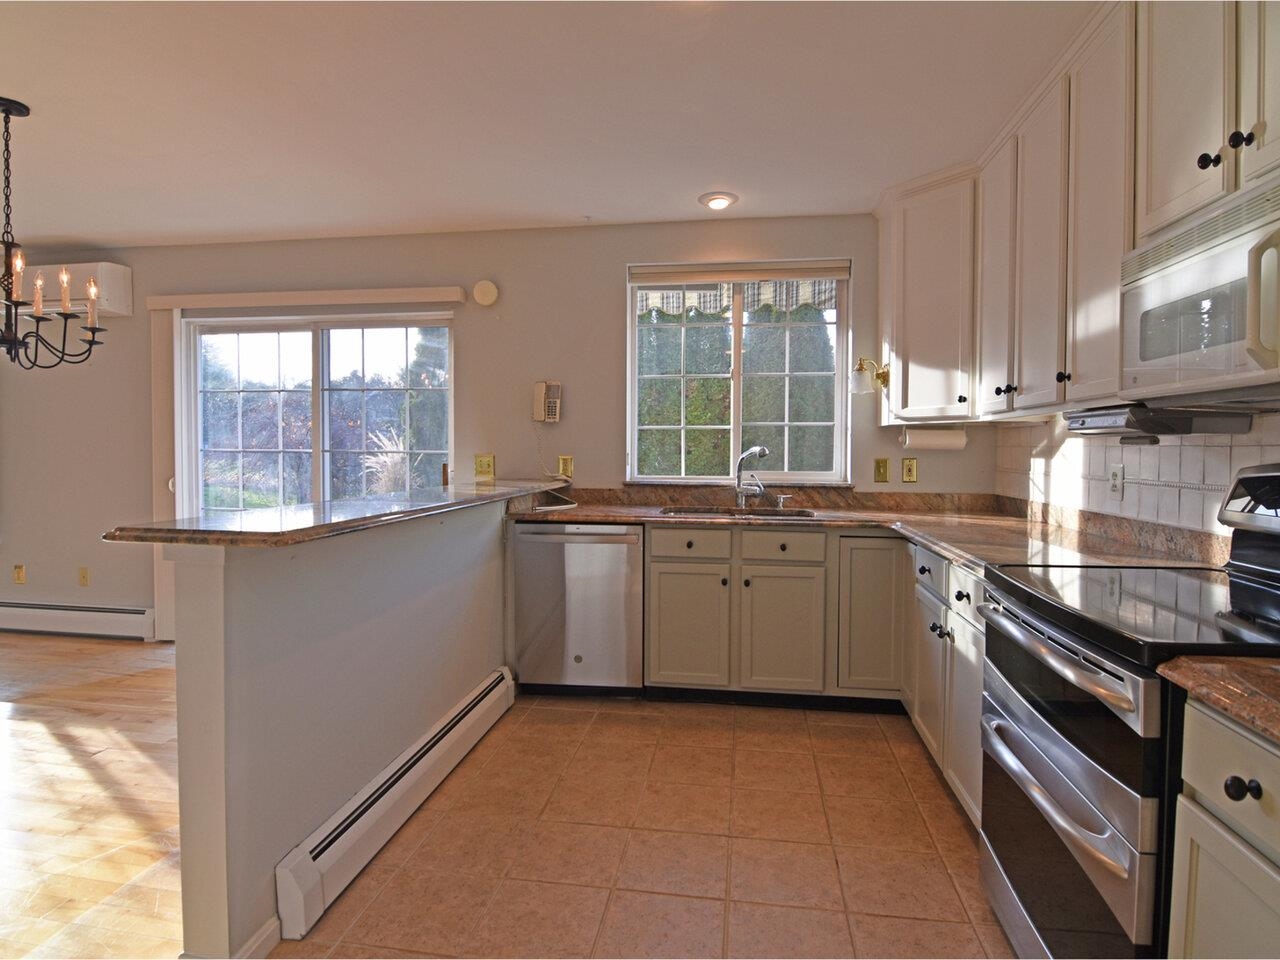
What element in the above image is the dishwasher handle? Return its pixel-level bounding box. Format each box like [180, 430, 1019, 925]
[513, 532, 641, 545]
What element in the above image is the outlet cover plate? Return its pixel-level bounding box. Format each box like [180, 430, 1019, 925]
[557, 455, 574, 479]
[873, 458, 890, 483]
[474, 453, 495, 482]
[902, 457, 919, 483]
[1108, 463, 1124, 501]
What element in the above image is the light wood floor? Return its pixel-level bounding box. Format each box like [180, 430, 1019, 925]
[0, 633, 182, 959]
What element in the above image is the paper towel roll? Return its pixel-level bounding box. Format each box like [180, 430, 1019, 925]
[899, 427, 968, 451]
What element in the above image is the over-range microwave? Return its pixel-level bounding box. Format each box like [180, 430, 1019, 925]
[1121, 187, 1280, 404]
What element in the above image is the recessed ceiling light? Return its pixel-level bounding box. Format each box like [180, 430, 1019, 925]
[698, 191, 738, 211]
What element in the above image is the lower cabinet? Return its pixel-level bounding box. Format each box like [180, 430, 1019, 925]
[911, 584, 948, 761]
[942, 612, 984, 824]
[739, 564, 825, 692]
[837, 537, 905, 692]
[1168, 795, 1280, 957]
[647, 561, 732, 686]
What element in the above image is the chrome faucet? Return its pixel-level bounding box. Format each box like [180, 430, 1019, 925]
[735, 445, 769, 508]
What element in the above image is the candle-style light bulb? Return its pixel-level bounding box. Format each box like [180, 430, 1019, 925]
[58, 266, 71, 314]
[11, 249, 24, 302]
[86, 277, 99, 329]
[32, 271, 44, 317]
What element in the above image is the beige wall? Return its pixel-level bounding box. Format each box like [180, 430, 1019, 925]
[994, 416, 1280, 536]
[10, 215, 997, 611]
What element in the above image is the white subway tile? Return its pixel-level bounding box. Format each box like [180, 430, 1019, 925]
[1158, 486, 1181, 524]
[1204, 449, 1232, 486]
[1202, 496, 1229, 535]
[1231, 444, 1263, 477]
[1159, 446, 1181, 481]
[1180, 446, 1204, 484]
[1139, 485, 1158, 522]
[1179, 489, 1203, 530]
[1123, 444, 1141, 475]
[1140, 445, 1159, 481]
[1204, 433, 1231, 446]
[1263, 445, 1280, 465]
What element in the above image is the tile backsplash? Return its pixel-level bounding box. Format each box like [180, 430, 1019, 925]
[994, 414, 1280, 536]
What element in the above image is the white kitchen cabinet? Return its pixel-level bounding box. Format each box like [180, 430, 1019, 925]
[836, 537, 904, 692]
[976, 136, 1018, 416]
[911, 584, 948, 763]
[942, 612, 984, 826]
[1065, 5, 1128, 404]
[1013, 77, 1070, 410]
[647, 561, 732, 687]
[739, 564, 825, 692]
[890, 175, 975, 420]
[1135, 2, 1237, 239]
[1240, 1, 1280, 183]
[1168, 796, 1280, 958]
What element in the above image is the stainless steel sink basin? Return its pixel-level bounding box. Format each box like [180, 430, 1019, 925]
[659, 505, 817, 519]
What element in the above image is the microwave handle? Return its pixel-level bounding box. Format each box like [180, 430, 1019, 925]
[1246, 226, 1280, 368]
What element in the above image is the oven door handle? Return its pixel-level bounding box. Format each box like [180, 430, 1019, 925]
[981, 715, 1132, 880]
[1246, 225, 1280, 369]
[977, 602, 1137, 717]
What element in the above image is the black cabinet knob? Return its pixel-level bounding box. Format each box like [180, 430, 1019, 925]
[743, 578, 751, 587]
[721, 577, 728, 586]
[929, 622, 940, 635]
[918, 565, 930, 576]
[957, 394, 968, 403]
[955, 590, 971, 603]
[1197, 152, 1223, 170]
[1224, 775, 1264, 801]
[994, 385, 1005, 396]
[779, 543, 787, 552]
[1229, 130, 1256, 149]
[1055, 371, 1072, 383]
[1007, 383, 1018, 394]
[686, 540, 694, 549]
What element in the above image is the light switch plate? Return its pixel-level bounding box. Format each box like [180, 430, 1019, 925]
[873, 458, 890, 483]
[474, 453, 495, 482]
[1108, 463, 1124, 501]
[557, 455, 574, 479]
[902, 457, 918, 483]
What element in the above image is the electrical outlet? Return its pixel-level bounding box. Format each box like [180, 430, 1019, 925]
[12, 564, 25, 585]
[474, 453, 495, 482]
[902, 457, 919, 483]
[1108, 463, 1125, 501]
[873, 458, 890, 483]
[557, 455, 574, 479]
[78, 567, 90, 588]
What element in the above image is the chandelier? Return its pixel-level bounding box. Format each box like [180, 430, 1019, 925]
[1, 97, 105, 369]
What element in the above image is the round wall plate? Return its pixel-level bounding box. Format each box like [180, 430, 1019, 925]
[472, 280, 499, 306]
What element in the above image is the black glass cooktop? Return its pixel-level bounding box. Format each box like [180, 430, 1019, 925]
[984, 564, 1280, 666]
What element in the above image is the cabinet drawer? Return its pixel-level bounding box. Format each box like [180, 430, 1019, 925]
[650, 527, 731, 559]
[741, 530, 826, 563]
[1183, 702, 1280, 862]
[912, 544, 948, 598]
[947, 564, 985, 628]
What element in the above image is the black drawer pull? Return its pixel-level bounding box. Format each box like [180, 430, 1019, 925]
[779, 543, 787, 552]
[743, 578, 751, 587]
[918, 565, 931, 576]
[1224, 775, 1264, 801]
[955, 590, 971, 603]
[686, 540, 694, 549]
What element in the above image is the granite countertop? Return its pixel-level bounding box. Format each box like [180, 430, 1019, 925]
[105, 480, 566, 548]
[508, 504, 1212, 573]
[1159, 656, 1280, 745]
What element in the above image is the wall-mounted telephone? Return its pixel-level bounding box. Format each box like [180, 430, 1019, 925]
[533, 380, 562, 422]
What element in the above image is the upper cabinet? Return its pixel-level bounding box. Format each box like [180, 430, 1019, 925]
[1012, 78, 1071, 410]
[976, 138, 1018, 416]
[885, 174, 975, 421]
[1239, 1, 1280, 183]
[1135, 2, 1236, 240]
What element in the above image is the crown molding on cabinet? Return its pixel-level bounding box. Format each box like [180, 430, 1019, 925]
[874, 162, 980, 222]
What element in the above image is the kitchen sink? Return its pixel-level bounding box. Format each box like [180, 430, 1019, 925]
[659, 505, 817, 519]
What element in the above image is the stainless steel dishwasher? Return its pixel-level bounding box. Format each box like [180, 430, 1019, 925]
[512, 523, 643, 689]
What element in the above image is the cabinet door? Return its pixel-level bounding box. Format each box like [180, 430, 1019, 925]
[911, 587, 948, 764]
[1168, 796, 1280, 958]
[893, 178, 975, 420]
[977, 137, 1018, 416]
[1240, 1, 1280, 182]
[647, 562, 731, 687]
[739, 564, 825, 692]
[1066, 7, 1127, 405]
[1136, 2, 1236, 239]
[1013, 77, 1070, 410]
[943, 614, 983, 828]
[837, 538, 902, 691]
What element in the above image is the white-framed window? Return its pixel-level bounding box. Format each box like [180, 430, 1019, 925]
[181, 313, 452, 511]
[627, 262, 851, 483]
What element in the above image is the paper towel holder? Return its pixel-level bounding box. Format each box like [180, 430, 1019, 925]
[852, 357, 889, 394]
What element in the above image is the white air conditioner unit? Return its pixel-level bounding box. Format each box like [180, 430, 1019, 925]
[19, 261, 132, 318]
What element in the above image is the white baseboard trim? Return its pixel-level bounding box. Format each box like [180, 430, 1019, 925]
[0, 602, 155, 639]
[236, 915, 282, 959]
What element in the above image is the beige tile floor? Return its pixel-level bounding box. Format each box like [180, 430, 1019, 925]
[272, 696, 1016, 959]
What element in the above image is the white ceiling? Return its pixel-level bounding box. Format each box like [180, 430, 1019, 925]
[3, 1, 1097, 249]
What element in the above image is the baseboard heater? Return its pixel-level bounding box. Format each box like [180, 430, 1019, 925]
[0, 601, 155, 639]
[275, 667, 514, 940]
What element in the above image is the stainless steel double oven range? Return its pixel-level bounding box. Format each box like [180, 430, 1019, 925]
[978, 465, 1280, 958]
